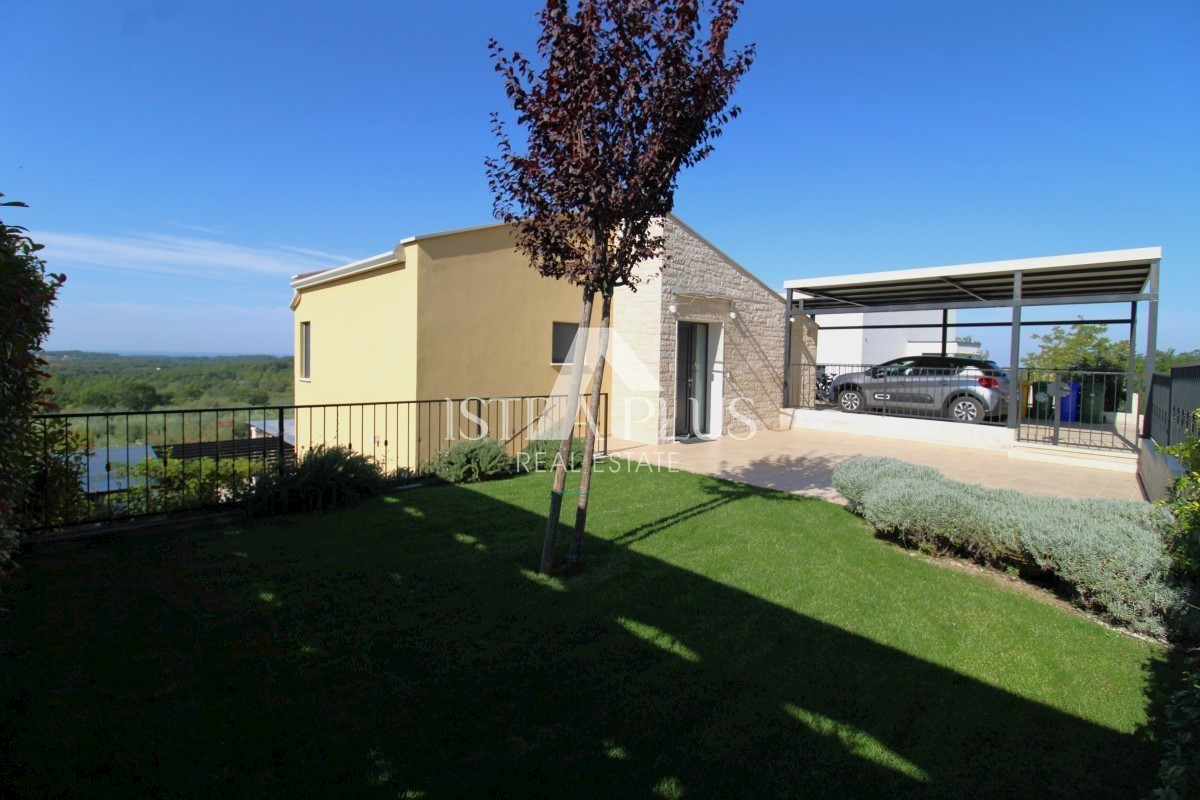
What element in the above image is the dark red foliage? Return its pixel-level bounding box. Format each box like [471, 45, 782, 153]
[486, 0, 754, 291]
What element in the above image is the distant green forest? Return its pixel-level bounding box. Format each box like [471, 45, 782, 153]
[40, 351, 294, 412]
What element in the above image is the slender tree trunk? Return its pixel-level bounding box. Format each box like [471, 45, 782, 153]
[540, 286, 594, 574]
[566, 288, 612, 568]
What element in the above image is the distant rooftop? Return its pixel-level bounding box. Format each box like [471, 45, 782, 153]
[248, 418, 297, 446]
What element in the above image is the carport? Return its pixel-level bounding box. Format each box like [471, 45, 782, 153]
[782, 248, 1162, 452]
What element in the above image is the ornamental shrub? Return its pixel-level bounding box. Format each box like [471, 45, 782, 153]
[516, 437, 586, 473]
[127, 457, 260, 514]
[857, 478, 1018, 562]
[1, 196, 65, 571]
[427, 438, 513, 483]
[1161, 412, 1200, 579]
[836, 456, 1189, 639]
[1149, 652, 1200, 799]
[19, 417, 91, 528]
[246, 446, 386, 516]
[830, 457, 942, 508]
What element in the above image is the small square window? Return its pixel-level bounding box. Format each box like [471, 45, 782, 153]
[551, 322, 577, 365]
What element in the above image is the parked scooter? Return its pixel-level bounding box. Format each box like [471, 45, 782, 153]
[815, 366, 833, 404]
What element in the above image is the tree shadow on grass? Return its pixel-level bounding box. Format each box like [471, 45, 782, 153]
[617, 446, 851, 502]
[0, 475, 1168, 799]
[612, 475, 807, 547]
[713, 451, 850, 497]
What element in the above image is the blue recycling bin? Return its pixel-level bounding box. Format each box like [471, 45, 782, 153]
[1059, 381, 1081, 422]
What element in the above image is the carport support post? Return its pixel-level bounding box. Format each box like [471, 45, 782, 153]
[1142, 259, 1160, 438]
[783, 289, 793, 407]
[940, 309, 949, 357]
[1007, 271, 1023, 429]
[1126, 301, 1138, 419]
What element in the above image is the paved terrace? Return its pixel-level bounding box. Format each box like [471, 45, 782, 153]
[609, 428, 1144, 504]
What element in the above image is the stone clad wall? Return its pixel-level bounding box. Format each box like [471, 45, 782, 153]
[659, 217, 787, 441]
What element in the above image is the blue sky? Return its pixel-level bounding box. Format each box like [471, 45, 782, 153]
[4, 1, 1197, 359]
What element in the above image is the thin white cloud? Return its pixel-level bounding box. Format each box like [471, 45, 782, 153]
[163, 220, 224, 235]
[270, 243, 358, 263]
[38, 230, 348, 281]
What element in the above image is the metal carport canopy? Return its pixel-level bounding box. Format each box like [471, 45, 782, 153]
[783, 247, 1161, 314]
[781, 247, 1164, 432]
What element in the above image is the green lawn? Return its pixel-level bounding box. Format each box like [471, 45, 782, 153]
[0, 465, 1176, 798]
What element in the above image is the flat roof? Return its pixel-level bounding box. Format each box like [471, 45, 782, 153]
[288, 214, 780, 300]
[785, 247, 1161, 313]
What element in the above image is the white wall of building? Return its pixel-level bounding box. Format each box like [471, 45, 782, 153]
[814, 309, 958, 366]
[812, 312, 866, 366]
[903, 338, 983, 358]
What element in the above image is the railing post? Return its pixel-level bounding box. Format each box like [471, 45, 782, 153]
[1167, 368, 1176, 447]
[1052, 370, 1062, 447]
[276, 407, 286, 475]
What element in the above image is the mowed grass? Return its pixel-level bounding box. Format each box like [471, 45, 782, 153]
[0, 465, 1174, 798]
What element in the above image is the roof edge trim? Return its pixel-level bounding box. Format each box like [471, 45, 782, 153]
[290, 250, 403, 290]
[784, 247, 1163, 291]
[399, 219, 508, 245]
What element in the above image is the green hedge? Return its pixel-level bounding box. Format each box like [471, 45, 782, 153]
[832, 456, 1189, 639]
[831, 457, 943, 508]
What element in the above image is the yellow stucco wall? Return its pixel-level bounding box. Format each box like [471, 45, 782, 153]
[293, 259, 418, 407]
[412, 225, 613, 449]
[291, 259, 420, 471]
[290, 225, 614, 468]
[413, 224, 600, 401]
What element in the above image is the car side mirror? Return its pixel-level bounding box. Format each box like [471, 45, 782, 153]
[870, 368, 884, 378]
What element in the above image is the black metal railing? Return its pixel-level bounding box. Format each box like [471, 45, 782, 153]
[23, 393, 608, 532]
[786, 362, 1142, 451]
[1147, 364, 1200, 447]
[1014, 369, 1140, 452]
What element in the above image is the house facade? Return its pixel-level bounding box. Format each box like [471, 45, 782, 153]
[289, 215, 794, 456]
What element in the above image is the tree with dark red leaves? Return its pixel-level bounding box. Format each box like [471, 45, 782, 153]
[487, 0, 753, 574]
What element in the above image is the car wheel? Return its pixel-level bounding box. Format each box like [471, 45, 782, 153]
[948, 396, 983, 423]
[838, 389, 864, 413]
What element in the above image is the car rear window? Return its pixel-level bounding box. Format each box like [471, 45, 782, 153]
[952, 359, 1003, 371]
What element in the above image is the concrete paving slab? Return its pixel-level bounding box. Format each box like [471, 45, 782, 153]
[609, 428, 1145, 504]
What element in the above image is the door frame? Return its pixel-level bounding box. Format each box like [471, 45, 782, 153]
[673, 320, 723, 440]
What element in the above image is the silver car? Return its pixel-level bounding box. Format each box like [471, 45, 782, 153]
[830, 356, 1009, 423]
